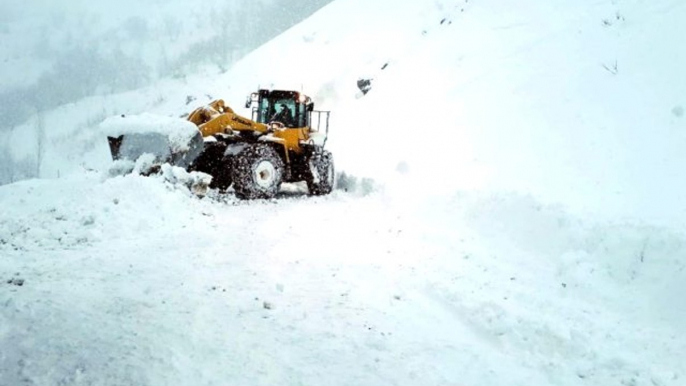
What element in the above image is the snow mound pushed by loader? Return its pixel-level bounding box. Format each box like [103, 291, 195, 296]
[100, 114, 200, 151]
[101, 113, 205, 169]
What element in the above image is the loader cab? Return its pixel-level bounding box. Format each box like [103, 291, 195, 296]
[248, 89, 314, 129]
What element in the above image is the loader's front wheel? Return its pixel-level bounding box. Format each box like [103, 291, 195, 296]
[306, 149, 334, 196]
[232, 144, 284, 199]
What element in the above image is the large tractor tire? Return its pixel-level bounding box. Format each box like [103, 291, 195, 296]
[306, 149, 334, 196]
[232, 144, 284, 199]
[188, 141, 232, 191]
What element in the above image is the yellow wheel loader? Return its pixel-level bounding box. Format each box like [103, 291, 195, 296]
[107, 89, 334, 199]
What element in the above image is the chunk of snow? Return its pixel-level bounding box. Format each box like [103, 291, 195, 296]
[160, 163, 212, 196]
[107, 159, 135, 177]
[133, 153, 157, 175]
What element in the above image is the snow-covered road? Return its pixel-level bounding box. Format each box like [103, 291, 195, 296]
[2, 173, 684, 385]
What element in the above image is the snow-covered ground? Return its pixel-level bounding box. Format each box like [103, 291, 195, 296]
[2, 0, 686, 385]
[2, 172, 685, 385]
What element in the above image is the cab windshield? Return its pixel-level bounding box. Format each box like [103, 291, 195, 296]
[255, 91, 308, 128]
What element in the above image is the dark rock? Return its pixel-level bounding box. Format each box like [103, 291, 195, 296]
[357, 78, 372, 95]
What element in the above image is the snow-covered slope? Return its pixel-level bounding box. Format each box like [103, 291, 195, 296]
[2, 0, 686, 385]
[224, 0, 686, 224]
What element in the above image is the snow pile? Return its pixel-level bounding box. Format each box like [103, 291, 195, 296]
[0, 170, 213, 252]
[159, 163, 212, 197]
[99, 113, 200, 154]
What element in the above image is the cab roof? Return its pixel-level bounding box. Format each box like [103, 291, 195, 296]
[257, 89, 312, 104]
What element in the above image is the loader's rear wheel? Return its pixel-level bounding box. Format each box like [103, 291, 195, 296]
[232, 144, 284, 199]
[306, 149, 334, 196]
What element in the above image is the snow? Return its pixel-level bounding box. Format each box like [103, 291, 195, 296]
[2, 176, 685, 385]
[99, 113, 200, 154]
[2, 0, 686, 385]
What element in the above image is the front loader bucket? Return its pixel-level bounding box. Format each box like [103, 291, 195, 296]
[107, 131, 205, 169]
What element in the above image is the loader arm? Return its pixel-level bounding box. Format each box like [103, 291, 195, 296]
[187, 99, 269, 137]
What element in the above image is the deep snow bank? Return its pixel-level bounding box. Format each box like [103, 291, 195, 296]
[0, 171, 210, 251]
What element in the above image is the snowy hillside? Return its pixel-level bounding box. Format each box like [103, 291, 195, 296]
[2, 0, 686, 385]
